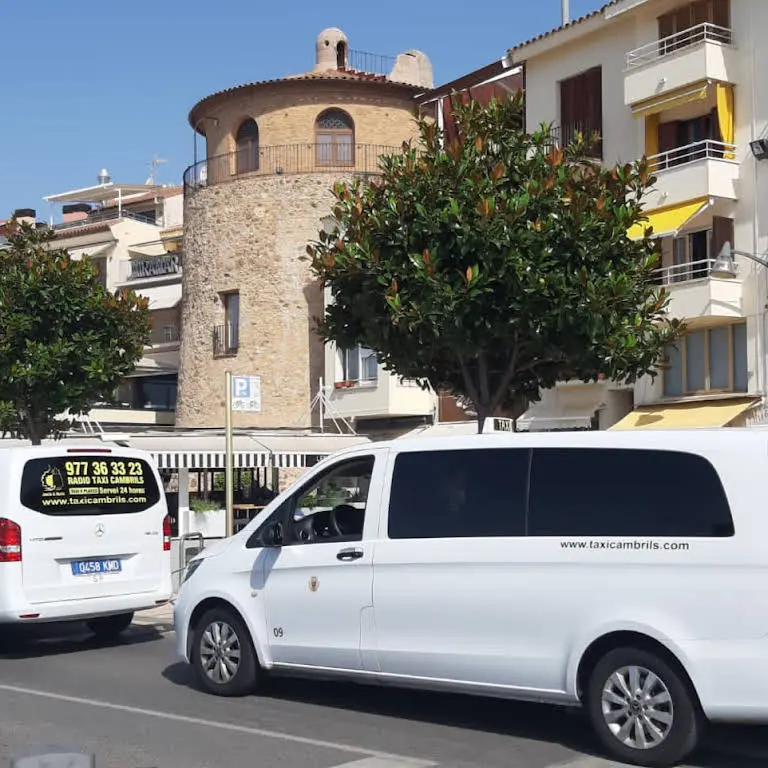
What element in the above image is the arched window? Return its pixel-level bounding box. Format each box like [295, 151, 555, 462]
[315, 109, 354, 167]
[235, 119, 259, 174]
[336, 41, 347, 69]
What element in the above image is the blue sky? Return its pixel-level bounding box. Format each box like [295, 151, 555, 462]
[0, 0, 603, 220]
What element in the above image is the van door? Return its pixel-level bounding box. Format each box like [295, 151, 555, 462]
[261, 450, 385, 671]
[18, 451, 167, 605]
[371, 446, 532, 687]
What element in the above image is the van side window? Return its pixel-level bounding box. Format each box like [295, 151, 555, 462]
[288, 456, 374, 545]
[528, 448, 735, 537]
[388, 449, 529, 539]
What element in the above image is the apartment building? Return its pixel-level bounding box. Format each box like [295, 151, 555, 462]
[508, 0, 768, 429]
[43, 173, 184, 429]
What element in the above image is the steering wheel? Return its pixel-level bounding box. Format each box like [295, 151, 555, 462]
[329, 504, 358, 537]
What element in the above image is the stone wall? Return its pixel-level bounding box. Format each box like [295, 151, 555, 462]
[177, 173, 354, 429]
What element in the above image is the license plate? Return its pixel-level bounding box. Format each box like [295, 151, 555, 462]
[70, 558, 122, 576]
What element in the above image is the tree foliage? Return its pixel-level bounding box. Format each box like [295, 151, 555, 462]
[307, 93, 683, 430]
[0, 218, 151, 443]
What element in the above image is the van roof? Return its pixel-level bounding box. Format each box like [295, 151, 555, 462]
[332, 427, 768, 458]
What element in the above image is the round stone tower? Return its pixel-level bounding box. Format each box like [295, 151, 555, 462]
[177, 30, 433, 429]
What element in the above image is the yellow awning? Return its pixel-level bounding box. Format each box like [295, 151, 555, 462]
[609, 397, 759, 431]
[628, 197, 709, 241]
[632, 80, 710, 119]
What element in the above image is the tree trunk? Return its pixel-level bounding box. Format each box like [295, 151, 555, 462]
[475, 404, 493, 433]
[26, 415, 45, 445]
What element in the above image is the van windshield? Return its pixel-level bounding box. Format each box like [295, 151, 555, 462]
[20, 456, 161, 516]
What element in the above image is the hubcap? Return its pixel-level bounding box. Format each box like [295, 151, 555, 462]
[601, 665, 674, 750]
[199, 620, 241, 684]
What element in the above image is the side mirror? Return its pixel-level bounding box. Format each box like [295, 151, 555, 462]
[266, 521, 284, 547]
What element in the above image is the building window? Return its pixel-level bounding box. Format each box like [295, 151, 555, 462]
[235, 119, 259, 174]
[559, 66, 602, 159]
[664, 322, 747, 396]
[214, 291, 239, 357]
[315, 109, 354, 166]
[338, 346, 377, 385]
[133, 374, 178, 411]
[671, 229, 710, 282]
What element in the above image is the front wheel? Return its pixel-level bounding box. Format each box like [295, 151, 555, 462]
[191, 607, 259, 696]
[86, 612, 134, 640]
[585, 646, 702, 767]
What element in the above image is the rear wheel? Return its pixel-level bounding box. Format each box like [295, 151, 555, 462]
[191, 607, 259, 696]
[86, 612, 134, 640]
[585, 646, 702, 767]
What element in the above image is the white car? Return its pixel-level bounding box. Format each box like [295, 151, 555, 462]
[0, 444, 173, 638]
[174, 429, 768, 767]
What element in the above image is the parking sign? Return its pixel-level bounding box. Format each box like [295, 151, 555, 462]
[231, 375, 262, 412]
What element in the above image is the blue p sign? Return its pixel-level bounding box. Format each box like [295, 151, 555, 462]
[233, 376, 250, 399]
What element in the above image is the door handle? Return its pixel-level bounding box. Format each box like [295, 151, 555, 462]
[337, 547, 364, 562]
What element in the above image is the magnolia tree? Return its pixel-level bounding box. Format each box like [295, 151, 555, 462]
[307, 94, 683, 431]
[0, 218, 151, 443]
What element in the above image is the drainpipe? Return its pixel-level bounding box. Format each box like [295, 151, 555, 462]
[562, 0, 570, 25]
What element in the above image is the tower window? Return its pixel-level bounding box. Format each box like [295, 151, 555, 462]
[235, 119, 259, 174]
[336, 41, 347, 69]
[315, 109, 354, 166]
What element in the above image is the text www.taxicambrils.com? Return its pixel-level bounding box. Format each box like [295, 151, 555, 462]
[560, 539, 690, 551]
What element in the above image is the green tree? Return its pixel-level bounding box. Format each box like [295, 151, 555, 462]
[307, 94, 683, 431]
[0, 218, 151, 444]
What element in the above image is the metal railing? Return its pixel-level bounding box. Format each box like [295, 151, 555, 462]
[625, 22, 733, 70]
[346, 49, 397, 76]
[648, 139, 737, 172]
[149, 324, 180, 346]
[213, 323, 239, 357]
[652, 257, 716, 286]
[53, 207, 156, 231]
[183, 143, 399, 194]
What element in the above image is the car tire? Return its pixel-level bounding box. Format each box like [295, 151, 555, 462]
[191, 607, 259, 697]
[585, 646, 701, 767]
[86, 612, 134, 640]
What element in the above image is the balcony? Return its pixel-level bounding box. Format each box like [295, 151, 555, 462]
[213, 323, 239, 357]
[183, 143, 400, 195]
[654, 258, 744, 320]
[327, 373, 435, 421]
[624, 23, 736, 107]
[644, 140, 738, 209]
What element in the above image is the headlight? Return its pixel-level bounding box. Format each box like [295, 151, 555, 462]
[183, 558, 204, 584]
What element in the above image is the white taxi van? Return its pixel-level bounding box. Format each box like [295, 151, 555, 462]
[0, 444, 173, 638]
[174, 429, 768, 767]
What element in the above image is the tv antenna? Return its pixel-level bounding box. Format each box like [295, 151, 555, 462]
[145, 156, 167, 185]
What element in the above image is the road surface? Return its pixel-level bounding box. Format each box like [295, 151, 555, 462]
[0, 620, 766, 768]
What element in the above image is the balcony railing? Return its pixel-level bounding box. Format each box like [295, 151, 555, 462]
[648, 139, 736, 173]
[213, 323, 239, 357]
[625, 23, 733, 70]
[653, 258, 716, 286]
[53, 207, 156, 232]
[149, 324, 180, 346]
[183, 143, 400, 194]
[346, 49, 397, 77]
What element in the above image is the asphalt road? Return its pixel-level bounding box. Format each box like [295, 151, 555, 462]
[0, 622, 767, 768]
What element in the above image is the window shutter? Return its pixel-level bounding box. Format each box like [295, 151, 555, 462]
[712, 0, 730, 29]
[658, 12, 675, 39]
[658, 121, 679, 154]
[712, 217, 734, 262]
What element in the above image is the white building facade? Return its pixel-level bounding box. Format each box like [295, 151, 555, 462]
[44, 176, 184, 430]
[508, 0, 768, 429]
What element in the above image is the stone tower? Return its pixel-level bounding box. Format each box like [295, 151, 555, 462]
[177, 30, 433, 429]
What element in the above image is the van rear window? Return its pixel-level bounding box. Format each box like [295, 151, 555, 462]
[20, 456, 161, 515]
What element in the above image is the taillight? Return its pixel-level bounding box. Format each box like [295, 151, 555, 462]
[163, 515, 171, 552]
[0, 518, 22, 563]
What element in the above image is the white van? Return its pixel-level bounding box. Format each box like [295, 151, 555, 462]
[0, 444, 173, 638]
[173, 429, 768, 767]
